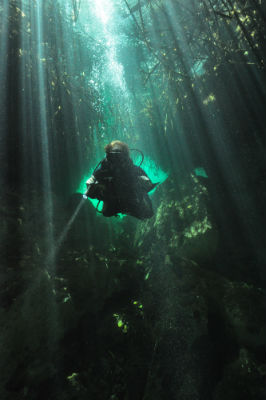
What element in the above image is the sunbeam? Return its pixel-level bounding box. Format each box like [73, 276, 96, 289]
[0, 1, 265, 399]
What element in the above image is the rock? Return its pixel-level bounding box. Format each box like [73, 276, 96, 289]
[222, 282, 266, 348]
[134, 173, 218, 265]
[213, 348, 265, 400]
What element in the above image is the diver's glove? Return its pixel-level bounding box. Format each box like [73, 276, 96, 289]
[86, 176, 106, 199]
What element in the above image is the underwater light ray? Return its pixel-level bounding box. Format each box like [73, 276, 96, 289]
[223, 59, 264, 137]
[53, 5, 85, 174]
[146, 2, 264, 263]
[0, 1, 9, 96]
[46, 197, 87, 269]
[20, 2, 39, 185]
[134, 0, 258, 190]
[90, 0, 128, 92]
[93, 0, 112, 25]
[205, 1, 265, 111]
[158, 6, 259, 225]
[130, 7, 184, 160]
[136, 3, 202, 172]
[146, 83, 179, 163]
[32, 0, 56, 265]
[143, 66, 194, 174]
[0, 1, 10, 143]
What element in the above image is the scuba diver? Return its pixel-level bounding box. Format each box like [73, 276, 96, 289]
[85, 140, 158, 219]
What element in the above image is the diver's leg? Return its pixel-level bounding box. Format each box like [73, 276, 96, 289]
[140, 194, 154, 219]
[102, 200, 119, 217]
[127, 194, 154, 220]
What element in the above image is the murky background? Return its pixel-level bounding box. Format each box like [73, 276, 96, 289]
[0, 1, 265, 399]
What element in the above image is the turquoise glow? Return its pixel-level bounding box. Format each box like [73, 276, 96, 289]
[191, 60, 207, 77]
[194, 167, 208, 178]
[137, 155, 168, 193]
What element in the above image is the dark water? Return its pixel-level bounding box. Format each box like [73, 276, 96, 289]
[0, 1, 265, 399]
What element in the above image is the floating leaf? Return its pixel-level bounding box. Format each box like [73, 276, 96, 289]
[123, 325, 128, 333]
[16, 7, 26, 17]
[203, 93, 216, 105]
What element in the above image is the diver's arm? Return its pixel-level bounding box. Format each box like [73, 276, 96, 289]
[137, 175, 154, 192]
[85, 175, 96, 197]
[85, 175, 106, 199]
[136, 167, 159, 192]
[86, 175, 96, 188]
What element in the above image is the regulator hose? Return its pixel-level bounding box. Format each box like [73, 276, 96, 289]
[129, 148, 144, 166]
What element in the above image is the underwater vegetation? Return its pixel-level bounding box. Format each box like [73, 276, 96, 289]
[0, 0, 265, 399]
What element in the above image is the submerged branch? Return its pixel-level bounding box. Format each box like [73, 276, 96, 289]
[226, 0, 264, 68]
[123, 0, 143, 33]
[72, 0, 81, 22]
[143, 62, 160, 84]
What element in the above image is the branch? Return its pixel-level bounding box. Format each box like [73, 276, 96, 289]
[143, 62, 160, 84]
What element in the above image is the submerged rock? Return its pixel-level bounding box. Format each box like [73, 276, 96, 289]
[134, 173, 218, 265]
[1, 180, 265, 400]
[139, 254, 266, 400]
[213, 347, 265, 400]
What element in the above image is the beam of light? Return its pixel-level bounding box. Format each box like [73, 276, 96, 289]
[90, 0, 127, 92]
[46, 197, 86, 266]
[144, 0, 264, 257]
[0, 1, 9, 137]
[72, 1, 170, 222]
[0, 1, 8, 87]
[33, 1, 55, 268]
[94, 0, 112, 25]
[122, 2, 196, 175]
[20, 3, 39, 194]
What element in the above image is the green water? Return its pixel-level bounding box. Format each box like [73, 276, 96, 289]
[0, 1, 265, 399]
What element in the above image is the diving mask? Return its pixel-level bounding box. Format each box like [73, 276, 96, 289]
[106, 150, 128, 163]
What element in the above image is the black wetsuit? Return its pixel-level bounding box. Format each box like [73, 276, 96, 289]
[86, 158, 155, 219]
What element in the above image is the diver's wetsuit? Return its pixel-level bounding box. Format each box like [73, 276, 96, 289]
[86, 158, 155, 219]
